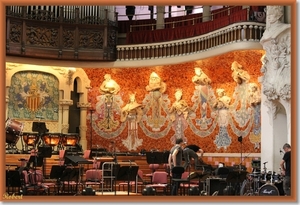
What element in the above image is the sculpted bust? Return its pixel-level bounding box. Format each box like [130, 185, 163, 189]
[231, 61, 250, 84]
[261, 6, 290, 43]
[192, 67, 211, 86]
[146, 72, 167, 93]
[169, 89, 189, 122]
[248, 83, 261, 106]
[99, 74, 120, 95]
[120, 93, 143, 123]
[213, 88, 231, 109]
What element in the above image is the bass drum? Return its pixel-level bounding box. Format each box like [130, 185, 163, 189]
[5, 118, 24, 144]
[258, 183, 279, 196]
[274, 181, 285, 196]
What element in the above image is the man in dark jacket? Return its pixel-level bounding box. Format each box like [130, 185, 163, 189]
[280, 143, 291, 196]
[183, 144, 204, 170]
[168, 138, 185, 195]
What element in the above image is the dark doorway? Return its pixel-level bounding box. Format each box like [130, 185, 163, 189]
[68, 80, 80, 134]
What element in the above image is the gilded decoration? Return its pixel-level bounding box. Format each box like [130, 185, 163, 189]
[84, 50, 264, 153]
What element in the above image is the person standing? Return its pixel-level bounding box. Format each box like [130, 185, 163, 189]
[126, 6, 136, 21]
[183, 144, 204, 170]
[280, 143, 291, 196]
[168, 138, 185, 195]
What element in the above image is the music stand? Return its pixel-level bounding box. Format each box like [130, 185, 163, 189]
[27, 155, 44, 167]
[59, 167, 79, 195]
[32, 122, 47, 134]
[38, 146, 52, 158]
[50, 165, 66, 180]
[145, 151, 164, 164]
[162, 151, 170, 163]
[115, 165, 139, 196]
[89, 147, 108, 159]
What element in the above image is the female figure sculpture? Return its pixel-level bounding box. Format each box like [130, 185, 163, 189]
[213, 88, 232, 149]
[121, 93, 143, 150]
[169, 89, 189, 144]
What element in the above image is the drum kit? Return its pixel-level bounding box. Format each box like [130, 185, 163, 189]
[240, 160, 284, 196]
[5, 117, 80, 154]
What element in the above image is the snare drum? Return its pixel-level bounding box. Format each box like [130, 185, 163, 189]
[258, 183, 279, 196]
[43, 133, 61, 146]
[22, 132, 39, 146]
[62, 133, 79, 146]
[5, 118, 24, 143]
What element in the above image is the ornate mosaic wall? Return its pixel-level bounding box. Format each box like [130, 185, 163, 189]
[7, 71, 59, 121]
[84, 50, 264, 153]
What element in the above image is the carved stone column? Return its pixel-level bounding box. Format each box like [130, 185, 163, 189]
[59, 99, 73, 133]
[156, 6, 165, 29]
[77, 102, 90, 150]
[260, 5, 291, 171]
[202, 6, 211, 22]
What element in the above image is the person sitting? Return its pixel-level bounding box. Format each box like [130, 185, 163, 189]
[183, 144, 204, 170]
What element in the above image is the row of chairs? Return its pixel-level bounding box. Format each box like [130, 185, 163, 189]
[16, 150, 209, 195]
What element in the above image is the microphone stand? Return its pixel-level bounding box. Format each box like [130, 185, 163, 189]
[236, 136, 243, 195]
[238, 136, 243, 170]
[111, 142, 117, 163]
[127, 160, 132, 196]
[187, 153, 191, 195]
[88, 109, 95, 149]
[262, 162, 268, 181]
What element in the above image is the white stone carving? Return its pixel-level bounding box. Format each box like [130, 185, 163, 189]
[263, 100, 280, 122]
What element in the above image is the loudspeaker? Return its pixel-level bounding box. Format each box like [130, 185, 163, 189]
[189, 187, 200, 195]
[82, 187, 95, 195]
[142, 187, 156, 196]
[206, 178, 227, 196]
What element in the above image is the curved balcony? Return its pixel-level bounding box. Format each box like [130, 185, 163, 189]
[116, 22, 265, 66]
[6, 6, 266, 66]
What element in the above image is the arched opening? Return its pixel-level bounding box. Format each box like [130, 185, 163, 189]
[68, 80, 80, 134]
[273, 102, 287, 171]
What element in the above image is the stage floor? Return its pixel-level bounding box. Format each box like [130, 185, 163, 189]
[96, 191, 141, 196]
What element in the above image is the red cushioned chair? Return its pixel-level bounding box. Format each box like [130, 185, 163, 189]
[145, 171, 168, 195]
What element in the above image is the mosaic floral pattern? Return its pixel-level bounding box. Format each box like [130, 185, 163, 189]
[8, 71, 59, 121]
[84, 50, 264, 153]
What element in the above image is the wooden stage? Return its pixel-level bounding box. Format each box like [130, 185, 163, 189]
[96, 191, 141, 196]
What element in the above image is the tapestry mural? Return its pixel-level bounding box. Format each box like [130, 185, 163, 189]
[7, 71, 59, 121]
[84, 50, 265, 154]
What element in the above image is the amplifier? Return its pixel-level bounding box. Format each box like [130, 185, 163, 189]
[206, 178, 227, 196]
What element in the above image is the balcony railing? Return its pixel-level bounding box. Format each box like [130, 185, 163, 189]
[116, 22, 266, 61]
[6, 6, 118, 61]
[6, 6, 265, 62]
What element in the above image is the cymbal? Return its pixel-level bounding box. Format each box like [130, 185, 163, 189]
[252, 172, 261, 174]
